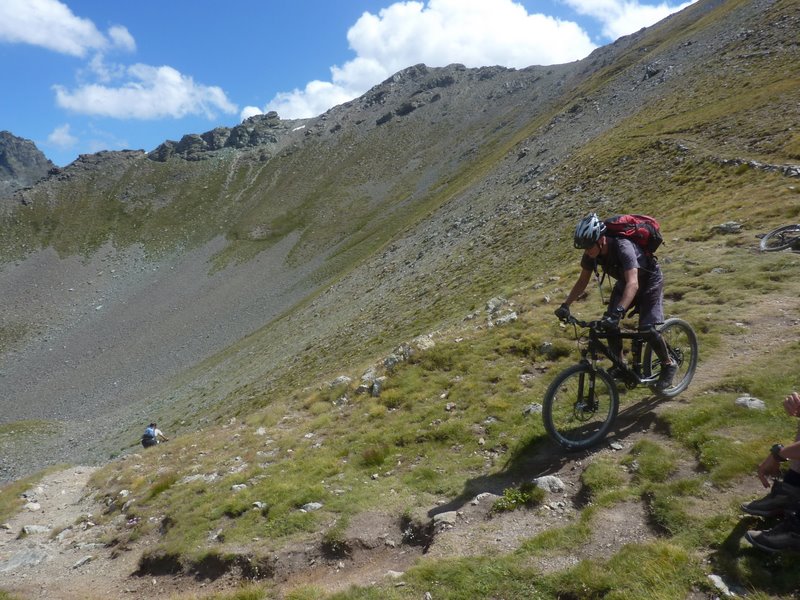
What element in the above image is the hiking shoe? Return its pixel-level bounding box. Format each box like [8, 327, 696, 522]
[745, 513, 800, 553]
[655, 362, 679, 391]
[741, 481, 800, 517]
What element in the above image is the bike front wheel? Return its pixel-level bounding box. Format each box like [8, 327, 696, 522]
[643, 318, 698, 398]
[542, 364, 619, 451]
[760, 224, 800, 252]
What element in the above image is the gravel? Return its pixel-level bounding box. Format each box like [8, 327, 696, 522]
[0, 235, 319, 483]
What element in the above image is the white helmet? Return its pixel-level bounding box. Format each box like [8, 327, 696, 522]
[573, 213, 606, 249]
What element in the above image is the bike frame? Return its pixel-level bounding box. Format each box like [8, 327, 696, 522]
[572, 320, 659, 387]
[544, 315, 696, 449]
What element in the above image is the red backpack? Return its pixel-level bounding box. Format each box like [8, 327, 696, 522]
[603, 214, 663, 255]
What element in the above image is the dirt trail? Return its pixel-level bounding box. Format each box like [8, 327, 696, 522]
[0, 466, 203, 600]
[0, 437, 682, 599]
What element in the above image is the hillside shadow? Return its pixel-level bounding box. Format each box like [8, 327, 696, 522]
[428, 392, 671, 518]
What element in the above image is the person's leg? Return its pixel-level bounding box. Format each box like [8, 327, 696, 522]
[742, 470, 800, 517]
[785, 469, 800, 487]
[639, 325, 669, 362]
[638, 276, 676, 390]
[606, 283, 624, 362]
[745, 510, 800, 552]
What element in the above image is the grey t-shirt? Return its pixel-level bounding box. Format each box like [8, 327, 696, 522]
[581, 237, 659, 285]
[582, 237, 664, 325]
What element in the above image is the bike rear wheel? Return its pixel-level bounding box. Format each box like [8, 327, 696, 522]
[643, 318, 698, 398]
[542, 363, 619, 450]
[760, 224, 800, 252]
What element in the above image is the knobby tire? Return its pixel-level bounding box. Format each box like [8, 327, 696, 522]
[542, 363, 619, 450]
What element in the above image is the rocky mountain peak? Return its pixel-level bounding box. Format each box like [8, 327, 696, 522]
[0, 131, 55, 197]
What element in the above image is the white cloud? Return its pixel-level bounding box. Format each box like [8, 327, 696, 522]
[5, 1, 234, 125]
[85, 54, 128, 83]
[46, 124, 77, 149]
[108, 25, 136, 52]
[563, 0, 696, 41]
[262, 80, 368, 124]
[349, 0, 593, 72]
[246, 0, 696, 122]
[240, 106, 263, 121]
[250, 0, 596, 121]
[54, 64, 238, 120]
[0, 0, 134, 57]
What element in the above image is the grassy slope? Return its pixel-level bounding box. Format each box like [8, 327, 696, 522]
[3, 0, 800, 597]
[92, 9, 800, 600]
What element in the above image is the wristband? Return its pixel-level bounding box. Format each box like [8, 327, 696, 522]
[771, 443, 788, 462]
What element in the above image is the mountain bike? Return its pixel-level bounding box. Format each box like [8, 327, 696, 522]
[542, 315, 698, 450]
[759, 224, 800, 252]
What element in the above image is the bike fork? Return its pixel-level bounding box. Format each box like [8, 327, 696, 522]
[577, 369, 598, 412]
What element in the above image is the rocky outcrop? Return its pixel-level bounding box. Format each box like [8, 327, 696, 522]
[0, 131, 55, 197]
[148, 112, 311, 161]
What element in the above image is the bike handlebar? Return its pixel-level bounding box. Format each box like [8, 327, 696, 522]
[559, 315, 597, 328]
[558, 315, 619, 333]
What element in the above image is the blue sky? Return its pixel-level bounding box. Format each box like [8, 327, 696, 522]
[0, 0, 695, 167]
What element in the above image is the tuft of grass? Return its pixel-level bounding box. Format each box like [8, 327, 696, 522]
[321, 516, 351, 558]
[145, 471, 180, 501]
[519, 505, 597, 555]
[581, 457, 628, 498]
[0, 322, 28, 354]
[623, 440, 678, 484]
[392, 555, 544, 600]
[643, 485, 694, 537]
[360, 444, 389, 468]
[286, 587, 329, 600]
[491, 482, 546, 513]
[544, 541, 702, 600]
[198, 585, 271, 600]
[0, 420, 62, 441]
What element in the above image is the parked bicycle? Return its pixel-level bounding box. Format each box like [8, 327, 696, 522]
[759, 224, 800, 252]
[542, 315, 698, 450]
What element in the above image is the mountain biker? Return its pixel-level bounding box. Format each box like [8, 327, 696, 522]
[743, 391, 800, 552]
[141, 422, 169, 448]
[554, 213, 678, 391]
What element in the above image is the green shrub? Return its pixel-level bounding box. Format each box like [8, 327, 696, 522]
[492, 482, 546, 513]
